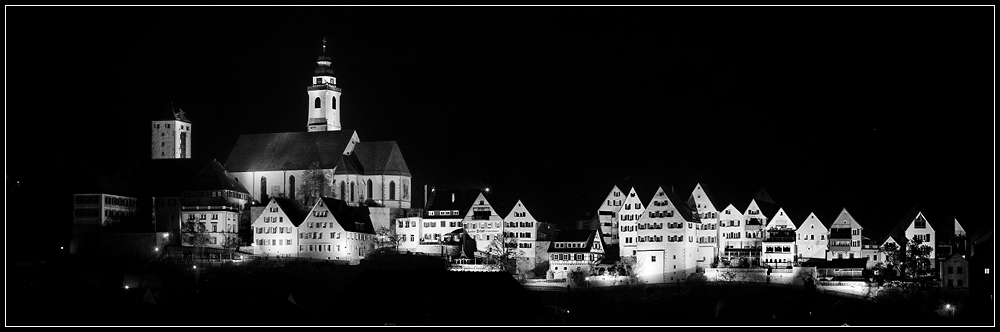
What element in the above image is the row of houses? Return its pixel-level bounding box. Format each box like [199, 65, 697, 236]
[569, 183, 988, 287]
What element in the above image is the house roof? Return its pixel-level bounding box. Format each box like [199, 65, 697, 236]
[271, 197, 308, 227]
[688, 182, 723, 211]
[186, 159, 251, 194]
[548, 229, 599, 253]
[663, 189, 698, 222]
[424, 188, 484, 218]
[353, 141, 411, 177]
[333, 153, 364, 175]
[224, 130, 358, 172]
[320, 197, 375, 234]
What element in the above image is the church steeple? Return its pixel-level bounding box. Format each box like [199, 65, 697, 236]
[307, 37, 342, 132]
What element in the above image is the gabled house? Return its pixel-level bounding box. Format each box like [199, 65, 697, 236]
[503, 199, 542, 275]
[617, 187, 646, 258]
[762, 207, 797, 268]
[688, 183, 721, 268]
[635, 187, 699, 284]
[719, 203, 747, 261]
[826, 208, 866, 261]
[462, 192, 505, 253]
[884, 205, 938, 274]
[940, 252, 969, 289]
[252, 197, 307, 257]
[298, 197, 376, 263]
[408, 189, 480, 255]
[596, 185, 625, 246]
[548, 229, 606, 279]
[795, 212, 829, 261]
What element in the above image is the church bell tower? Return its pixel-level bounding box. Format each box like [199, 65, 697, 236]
[307, 38, 342, 132]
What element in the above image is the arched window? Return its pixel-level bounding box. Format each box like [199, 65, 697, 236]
[340, 181, 346, 200]
[331, 96, 337, 109]
[367, 179, 374, 200]
[389, 181, 396, 200]
[350, 182, 355, 202]
[314, 97, 321, 108]
[260, 177, 267, 201]
[288, 175, 296, 200]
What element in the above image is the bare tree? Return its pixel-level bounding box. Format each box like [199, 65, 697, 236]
[299, 161, 330, 207]
[182, 220, 211, 258]
[222, 232, 242, 259]
[483, 232, 524, 274]
[374, 226, 402, 253]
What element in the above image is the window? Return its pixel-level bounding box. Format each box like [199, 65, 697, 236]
[261, 177, 267, 200]
[289, 175, 296, 200]
[914, 215, 926, 228]
[389, 181, 396, 200]
[957, 279, 964, 287]
[957, 267, 963, 274]
[367, 179, 373, 200]
[314, 97, 321, 108]
[651, 256, 656, 262]
[948, 266, 954, 274]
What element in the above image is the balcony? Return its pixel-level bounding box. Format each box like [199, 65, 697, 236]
[307, 85, 342, 92]
[829, 245, 851, 252]
[763, 236, 796, 243]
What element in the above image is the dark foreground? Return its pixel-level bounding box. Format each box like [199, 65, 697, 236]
[6, 254, 993, 326]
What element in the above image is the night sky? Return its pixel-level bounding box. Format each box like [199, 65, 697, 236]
[6, 6, 994, 231]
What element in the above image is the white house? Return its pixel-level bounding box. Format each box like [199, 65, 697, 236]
[596, 185, 624, 246]
[795, 212, 829, 261]
[719, 203, 747, 261]
[617, 187, 646, 258]
[298, 197, 376, 263]
[548, 229, 605, 279]
[635, 187, 699, 284]
[252, 197, 306, 257]
[762, 207, 797, 268]
[504, 200, 541, 275]
[687, 183, 720, 268]
[463, 192, 504, 253]
[827, 208, 865, 261]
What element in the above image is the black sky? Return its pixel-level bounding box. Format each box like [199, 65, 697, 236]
[5, 6, 995, 230]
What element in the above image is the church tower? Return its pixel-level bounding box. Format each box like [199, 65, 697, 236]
[307, 38, 342, 132]
[151, 104, 192, 159]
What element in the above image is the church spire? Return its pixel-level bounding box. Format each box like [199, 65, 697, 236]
[307, 37, 342, 132]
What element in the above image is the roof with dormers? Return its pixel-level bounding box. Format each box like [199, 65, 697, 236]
[548, 229, 602, 253]
[320, 197, 375, 234]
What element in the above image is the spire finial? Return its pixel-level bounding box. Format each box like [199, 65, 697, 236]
[322, 37, 327, 53]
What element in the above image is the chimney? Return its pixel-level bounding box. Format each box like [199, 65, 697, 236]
[452, 193, 455, 203]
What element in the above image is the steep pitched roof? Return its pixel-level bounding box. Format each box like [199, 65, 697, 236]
[333, 153, 364, 175]
[320, 197, 375, 234]
[224, 130, 358, 172]
[186, 159, 251, 193]
[663, 189, 698, 222]
[688, 182, 723, 211]
[271, 197, 308, 227]
[353, 141, 411, 176]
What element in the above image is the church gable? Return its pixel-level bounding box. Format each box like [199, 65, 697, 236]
[353, 141, 411, 176]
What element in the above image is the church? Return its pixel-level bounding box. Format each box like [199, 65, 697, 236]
[225, 39, 413, 209]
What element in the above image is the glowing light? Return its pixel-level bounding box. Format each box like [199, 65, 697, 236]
[60, 246, 64, 250]
[193, 265, 197, 269]
[154, 247, 159, 252]
[124, 285, 130, 290]
[945, 304, 952, 309]
[485, 188, 490, 192]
